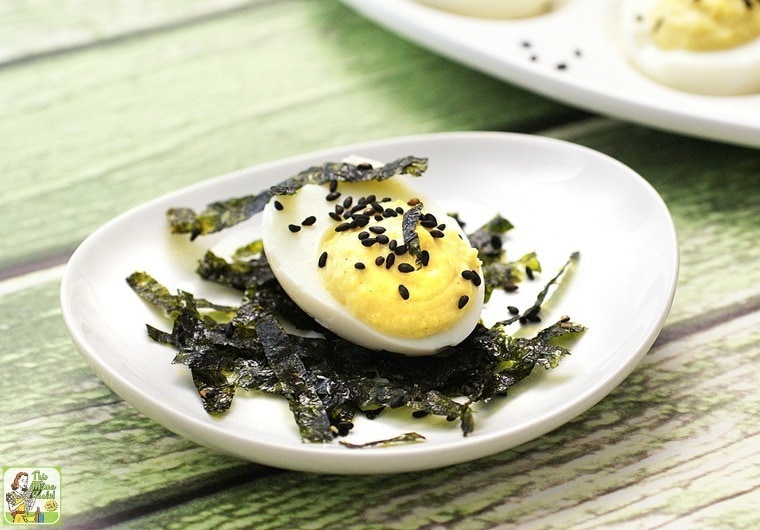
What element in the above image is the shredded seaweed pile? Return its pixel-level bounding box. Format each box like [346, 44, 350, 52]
[128, 157, 584, 444]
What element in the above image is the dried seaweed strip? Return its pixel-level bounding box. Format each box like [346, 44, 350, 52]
[197, 250, 276, 291]
[272, 155, 428, 195]
[169, 156, 428, 239]
[401, 203, 424, 267]
[256, 313, 333, 443]
[498, 252, 578, 327]
[127, 271, 235, 317]
[467, 214, 514, 265]
[339, 432, 426, 449]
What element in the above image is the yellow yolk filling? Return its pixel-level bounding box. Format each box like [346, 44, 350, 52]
[318, 200, 482, 339]
[651, 0, 760, 51]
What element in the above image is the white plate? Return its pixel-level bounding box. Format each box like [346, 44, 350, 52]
[61, 132, 678, 474]
[341, 0, 760, 148]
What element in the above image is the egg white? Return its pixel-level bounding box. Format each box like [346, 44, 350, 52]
[261, 173, 485, 356]
[620, 0, 760, 96]
[416, 0, 559, 19]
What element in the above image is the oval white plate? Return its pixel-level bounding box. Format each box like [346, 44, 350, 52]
[341, 0, 760, 148]
[61, 132, 678, 474]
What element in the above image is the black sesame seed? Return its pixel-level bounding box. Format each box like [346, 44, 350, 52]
[355, 262, 365, 270]
[430, 229, 445, 238]
[302, 215, 316, 226]
[370, 202, 383, 213]
[461, 270, 473, 280]
[507, 305, 519, 315]
[388, 239, 397, 251]
[394, 244, 408, 255]
[384, 208, 397, 217]
[326, 191, 341, 201]
[420, 250, 430, 266]
[335, 222, 351, 232]
[318, 252, 328, 268]
[329, 212, 342, 221]
[375, 256, 385, 266]
[420, 218, 437, 228]
[437, 223, 446, 231]
[374, 215, 384, 221]
[556, 62, 567, 71]
[381, 197, 392, 202]
[412, 410, 429, 418]
[288, 224, 301, 233]
[398, 263, 414, 273]
[274, 200, 284, 211]
[385, 253, 396, 269]
[335, 204, 344, 214]
[458, 295, 469, 309]
[470, 270, 482, 286]
[398, 284, 410, 300]
[365, 194, 376, 203]
[358, 231, 370, 240]
[361, 238, 376, 247]
[353, 215, 370, 227]
[343, 196, 353, 208]
[395, 206, 405, 214]
[369, 226, 386, 234]
[375, 234, 389, 245]
[329, 179, 338, 192]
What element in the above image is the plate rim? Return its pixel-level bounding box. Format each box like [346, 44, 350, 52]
[60, 131, 679, 473]
[340, 0, 760, 149]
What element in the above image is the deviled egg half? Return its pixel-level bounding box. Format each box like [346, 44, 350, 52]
[415, 0, 558, 19]
[620, 0, 760, 95]
[261, 161, 485, 356]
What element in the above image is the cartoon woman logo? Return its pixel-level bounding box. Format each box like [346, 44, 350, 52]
[5, 471, 38, 524]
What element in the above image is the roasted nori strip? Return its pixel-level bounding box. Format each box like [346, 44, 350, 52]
[498, 252, 579, 327]
[256, 313, 333, 443]
[467, 214, 514, 265]
[401, 203, 424, 267]
[168, 156, 428, 239]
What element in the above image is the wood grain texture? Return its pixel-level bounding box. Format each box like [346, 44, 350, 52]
[0, 0, 580, 271]
[0, 0, 262, 65]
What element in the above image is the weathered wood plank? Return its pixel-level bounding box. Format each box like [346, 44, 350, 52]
[0, 0, 580, 272]
[0, 0, 262, 65]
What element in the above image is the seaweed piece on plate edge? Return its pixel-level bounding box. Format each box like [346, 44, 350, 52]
[167, 156, 429, 239]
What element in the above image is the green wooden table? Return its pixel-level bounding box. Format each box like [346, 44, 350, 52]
[2, 1, 758, 528]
